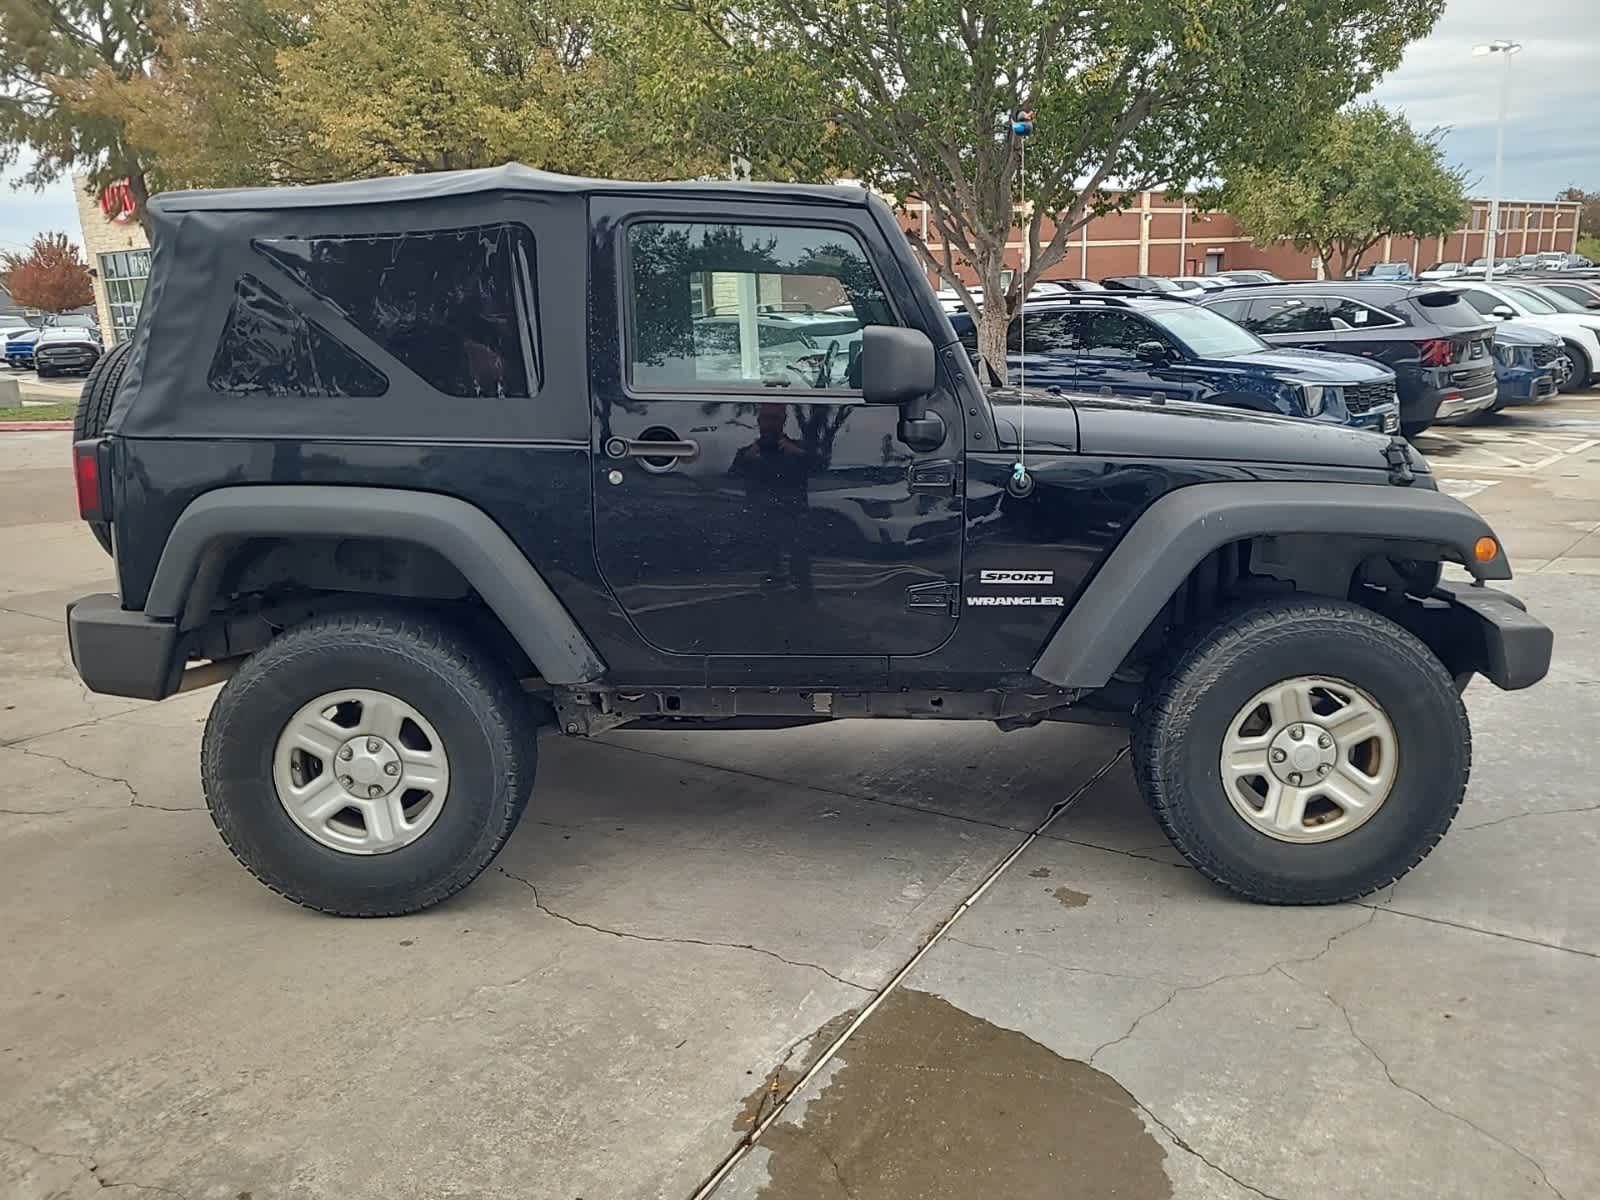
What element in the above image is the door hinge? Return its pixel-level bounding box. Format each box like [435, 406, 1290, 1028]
[909, 459, 960, 494]
[906, 580, 959, 616]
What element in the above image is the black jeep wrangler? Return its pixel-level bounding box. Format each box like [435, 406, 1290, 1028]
[66, 166, 1551, 916]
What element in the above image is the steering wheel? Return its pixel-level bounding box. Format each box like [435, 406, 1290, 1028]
[817, 339, 842, 388]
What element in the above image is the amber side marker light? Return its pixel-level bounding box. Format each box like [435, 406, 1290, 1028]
[1474, 536, 1499, 563]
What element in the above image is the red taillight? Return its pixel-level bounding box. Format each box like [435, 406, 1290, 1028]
[1418, 337, 1455, 367]
[73, 440, 103, 521]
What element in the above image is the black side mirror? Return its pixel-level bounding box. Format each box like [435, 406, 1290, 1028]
[860, 325, 936, 406]
[1585, 299, 1600, 310]
[1136, 339, 1171, 363]
[1491, 304, 1516, 320]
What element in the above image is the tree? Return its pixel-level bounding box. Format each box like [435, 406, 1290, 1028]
[1556, 186, 1600, 240]
[0, 232, 93, 312]
[640, 0, 1445, 378]
[269, 0, 720, 181]
[0, 0, 161, 227]
[1222, 105, 1469, 279]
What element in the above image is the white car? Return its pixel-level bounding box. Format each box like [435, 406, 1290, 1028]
[935, 280, 1081, 313]
[1419, 262, 1468, 281]
[1168, 275, 1228, 295]
[1446, 282, 1600, 392]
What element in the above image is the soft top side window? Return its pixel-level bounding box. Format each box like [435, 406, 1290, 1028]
[254, 224, 539, 399]
[625, 220, 894, 393]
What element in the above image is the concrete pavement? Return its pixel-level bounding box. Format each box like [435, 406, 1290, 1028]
[2, 395, 1596, 1199]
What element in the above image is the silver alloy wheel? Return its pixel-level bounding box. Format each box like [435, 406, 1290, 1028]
[271, 688, 450, 855]
[1219, 675, 1399, 844]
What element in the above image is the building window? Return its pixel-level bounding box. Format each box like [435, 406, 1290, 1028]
[1470, 209, 1483, 231]
[100, 249, 151, 344]
[1529, 211, 1542, 230]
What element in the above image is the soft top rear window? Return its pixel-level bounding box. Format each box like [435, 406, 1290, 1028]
[1412, 290, 1488, 329]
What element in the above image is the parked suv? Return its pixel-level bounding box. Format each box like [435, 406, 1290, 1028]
[1201, 282, 1498, 435]
[949, 295, 1400, 432]
[1489, 321, 1568, 409]
[1444, 281, 1600, 393]
[66, 165, 1549, 918]
[32, 323, 103, 377]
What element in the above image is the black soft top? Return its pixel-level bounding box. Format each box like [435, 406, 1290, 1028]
[149, 163, 871, 216]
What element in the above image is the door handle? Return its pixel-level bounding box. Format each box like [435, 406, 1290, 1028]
[604, 436, 700, 461]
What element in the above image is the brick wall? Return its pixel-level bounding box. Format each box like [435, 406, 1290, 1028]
[71, 175, 150, 340]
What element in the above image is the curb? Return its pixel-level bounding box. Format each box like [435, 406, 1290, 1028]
[0, 420, 74, 432]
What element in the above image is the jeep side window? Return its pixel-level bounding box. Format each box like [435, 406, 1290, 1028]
[625, 221, 893, 392]
[208, 274, 389, 397]
[253, 224, 539, 399]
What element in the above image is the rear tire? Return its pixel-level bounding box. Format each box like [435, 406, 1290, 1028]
[1558, 343, 1590, 393]
[1133, 597, 1469, 904]
[73, 339, 135, 554]
[201, 607, 540, 916]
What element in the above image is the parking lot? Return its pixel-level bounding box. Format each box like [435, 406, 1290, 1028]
[2, 393, 1596, 1200]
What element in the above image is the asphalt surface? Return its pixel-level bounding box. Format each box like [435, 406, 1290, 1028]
[1, 394, 1596, 1200]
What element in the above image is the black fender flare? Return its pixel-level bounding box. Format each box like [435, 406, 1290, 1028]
[1031, 481, 1510, 689]
[144, 485, 606, 685]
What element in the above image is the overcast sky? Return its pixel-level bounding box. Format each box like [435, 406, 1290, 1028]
[2, 0, 1596, 255]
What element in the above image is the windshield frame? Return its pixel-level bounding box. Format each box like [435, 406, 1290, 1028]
[1142, 303, 1270, 358]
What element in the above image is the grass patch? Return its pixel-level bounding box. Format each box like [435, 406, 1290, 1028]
[0, 401, 77, 422]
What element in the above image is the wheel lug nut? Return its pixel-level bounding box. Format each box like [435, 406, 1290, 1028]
[367, 784, 382, 798]
[1289, 725, 1304, 740]
[384, 761, 400, 776]
[1270, 748, 1287, 763]
[1317, 763, 1331, 776]
[366, 738, 380, 753]
[339, 775, 353, 788]
[1318, 734, 1332, 749]
[338, 746, 353, 761]
[1288, 771, 1303, 785]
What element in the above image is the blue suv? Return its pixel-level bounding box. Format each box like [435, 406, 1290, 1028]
[951, 295, 1400, 432]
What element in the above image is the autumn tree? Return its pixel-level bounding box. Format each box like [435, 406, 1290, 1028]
[1, 233, 93, 312]
[0, 0, 161, 226]
[641, 0, 1445, 378]
[1222, 105, 1469, 279]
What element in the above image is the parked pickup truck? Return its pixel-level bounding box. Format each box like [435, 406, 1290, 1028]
[67, 165, 1551, 917]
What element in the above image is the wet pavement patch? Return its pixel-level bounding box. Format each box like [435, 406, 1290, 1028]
[1050, 886, 1091, 908]
[748, 989, 1171, 1199]
[1027, 866, 1052, 878]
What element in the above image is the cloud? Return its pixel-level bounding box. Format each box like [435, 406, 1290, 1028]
[1368, 0, 1599, 199]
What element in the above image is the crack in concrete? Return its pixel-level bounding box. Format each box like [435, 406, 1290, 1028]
[11, 744, 201, 812]
[1459, 802, 1600, 832]
[0, 602, 63, 625]
[1087, 905, 1381, 1067]
[1037, 834, 1188, 867]
[1356, 902, 1599, 961]
[0, 1133, 185, 1198]
[495, 867, 873, 993]
[1279, 970, 1569, 1200]
[1125, 1097, 1292, 1200]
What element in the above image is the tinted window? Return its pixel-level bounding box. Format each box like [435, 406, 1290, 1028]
[1425, 290, 1498, 329]
[1205, 299, 1252, 322]
[1248, 296, 1334, 334]
[209, 275, 388, 397]
[1513, 285, 1584, 314]
[1072, 311, 1167, 359]
[254, 224, 537, 398]
[1010, 311, 1078, 353]
[626, 222, 891, 391]
[1326, 298, 1402, 329]
[1497, 287, 1558, 316]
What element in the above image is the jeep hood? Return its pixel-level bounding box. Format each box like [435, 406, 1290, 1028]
[987, 388, 1423, 472]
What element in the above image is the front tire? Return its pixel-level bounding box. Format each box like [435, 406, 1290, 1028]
[1133, 598, 1469, 904]
[1559, 342, 1591, 393]
[202, 608, 539, 916]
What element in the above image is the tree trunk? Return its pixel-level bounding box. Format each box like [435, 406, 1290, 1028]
[977, 305, 1010, 387]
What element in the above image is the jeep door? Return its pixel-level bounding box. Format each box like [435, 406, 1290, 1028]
[589, 200, 965, 666]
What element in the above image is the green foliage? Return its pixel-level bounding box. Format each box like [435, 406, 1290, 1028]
[643, 0, 1445, 378]
[1577, 234, 1600, 264]
[0, 0, 161, 222]
[269, 0, 720, 180]
[1222, 104, 1469, 279]
[0, 232, 93, 312]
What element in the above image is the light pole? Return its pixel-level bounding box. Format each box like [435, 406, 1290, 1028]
[1472, 40, 1521, 282]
